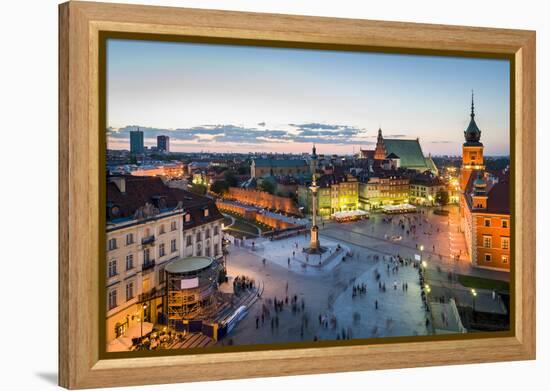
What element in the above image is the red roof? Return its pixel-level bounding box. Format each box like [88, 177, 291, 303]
[107, 175, 223, 227]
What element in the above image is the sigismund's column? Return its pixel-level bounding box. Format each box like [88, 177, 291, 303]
[309, 174, 320, 251]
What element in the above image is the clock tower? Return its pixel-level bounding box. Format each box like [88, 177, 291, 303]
[460, 92, 485, 191]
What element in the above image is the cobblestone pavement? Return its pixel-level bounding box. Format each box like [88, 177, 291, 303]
[218, 206, 509, 346]
[219, 235, 428, 346]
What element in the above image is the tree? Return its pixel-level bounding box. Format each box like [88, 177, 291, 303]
[436, 189, 449, 206]
[189, 183, 207, 195]
[224, 170, 239, 187]
[259, 180, 275, 194]
[211, 180, 229, 195]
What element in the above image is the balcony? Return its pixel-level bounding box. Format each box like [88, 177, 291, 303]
[142, 259, 156, 272]
[141, 235, 155, 246]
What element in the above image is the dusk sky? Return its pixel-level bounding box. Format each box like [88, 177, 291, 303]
[106, 39, 510, 156]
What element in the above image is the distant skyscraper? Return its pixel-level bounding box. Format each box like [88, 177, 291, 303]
[130, 129, 144, 154]
[157, 135, 170, 152]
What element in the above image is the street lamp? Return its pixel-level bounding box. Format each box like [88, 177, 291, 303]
[141, 303, 148, 339]
[471, 288, 477, 315]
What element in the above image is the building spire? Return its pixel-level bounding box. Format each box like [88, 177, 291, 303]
[471, 89, 475, 119]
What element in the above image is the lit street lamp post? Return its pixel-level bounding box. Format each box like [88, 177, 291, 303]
[471, 289, 477, 320]
[141, 303, 147, 340]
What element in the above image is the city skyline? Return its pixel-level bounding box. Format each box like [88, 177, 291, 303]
[107, 39, 510, 156]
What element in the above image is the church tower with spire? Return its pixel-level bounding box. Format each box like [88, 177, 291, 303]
[374, 127, 387, 160]
[460, 91, 485, 191]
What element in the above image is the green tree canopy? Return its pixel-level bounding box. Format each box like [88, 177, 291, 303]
[210, 180, 229, 195]
[436, 189, 450, 206]
[189, 183, 207, 196]
[224, 170, 239, 187]
[259, 180, 275, 194]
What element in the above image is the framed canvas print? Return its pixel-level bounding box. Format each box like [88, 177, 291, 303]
[58, 1, 536, 389]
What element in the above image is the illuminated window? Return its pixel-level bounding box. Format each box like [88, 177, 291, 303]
[483, 235, 492, 248]
[501, 237, 510, 250]
[502, 255, 509, 264]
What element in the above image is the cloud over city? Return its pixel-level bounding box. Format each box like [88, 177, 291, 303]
[107, 122, 374, 146]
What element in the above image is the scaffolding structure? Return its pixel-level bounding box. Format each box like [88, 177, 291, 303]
[165, 256, 220, 326]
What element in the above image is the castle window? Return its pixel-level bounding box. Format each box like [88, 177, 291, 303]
[502, 219, 508, 228]
[501, 237, 510, 250]
[484, 254, 492, 262]
[502, 255, 509, 264]
[483, 235, 492, 248]
[484, 218, 491, 227]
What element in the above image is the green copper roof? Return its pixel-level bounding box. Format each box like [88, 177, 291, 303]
[424, 156, 439, 175]
[165, 256, 213, 274]
[383, 139, 428, 169]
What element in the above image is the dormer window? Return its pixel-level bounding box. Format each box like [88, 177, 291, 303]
[204, 208, 209, 218]
[184, 213, 191, 223]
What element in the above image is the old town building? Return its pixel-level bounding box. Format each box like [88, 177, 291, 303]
[358, 171, 410, 210]
[298, 173, 359, 216]
[105, 175, 224, 344]
[250, 158, 308, 178]
[409, 172, 446, 206]
[359, 127, 438, 175]
[459, 94, 510, 271]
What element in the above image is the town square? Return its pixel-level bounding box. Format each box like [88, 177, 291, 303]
[103, 39, 510, 352]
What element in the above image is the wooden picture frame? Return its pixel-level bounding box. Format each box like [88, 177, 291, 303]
[59, 1, 536, 389]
